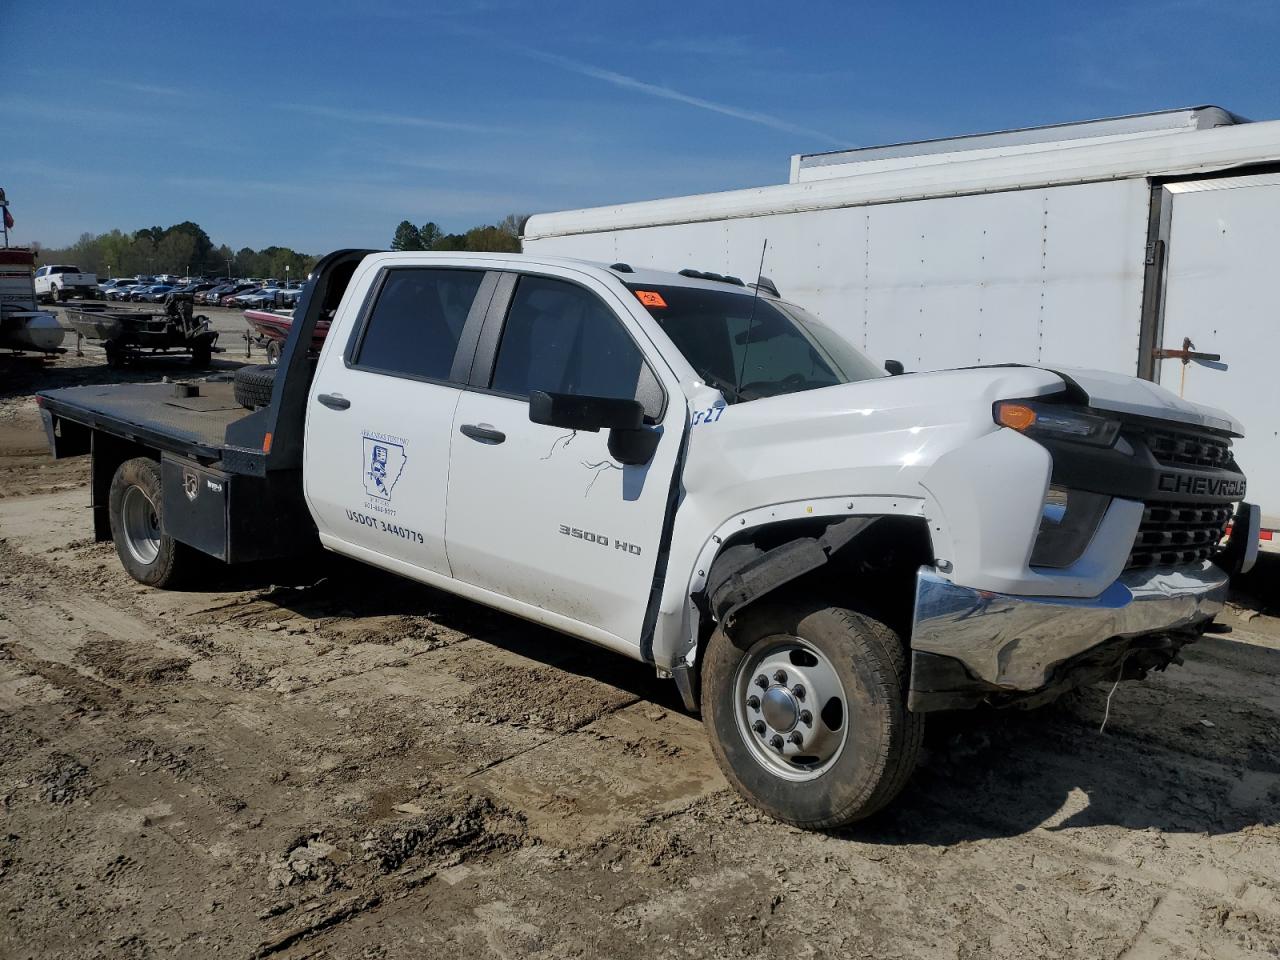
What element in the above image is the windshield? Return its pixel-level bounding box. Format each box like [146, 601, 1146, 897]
[626, 283, 883, 403]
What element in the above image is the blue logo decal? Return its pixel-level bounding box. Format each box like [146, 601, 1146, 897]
[363, 435, 407, 500]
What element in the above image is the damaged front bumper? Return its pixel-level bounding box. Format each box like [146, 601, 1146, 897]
[907, 560, 1229, 711]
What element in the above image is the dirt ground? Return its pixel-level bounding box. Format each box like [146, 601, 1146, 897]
[1, 340, 1279, 959]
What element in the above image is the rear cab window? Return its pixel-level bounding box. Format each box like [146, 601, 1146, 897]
[350, 268, 485, 382]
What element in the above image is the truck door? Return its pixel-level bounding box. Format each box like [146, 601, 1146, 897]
[445, 271, 685, 649]
[303, 266, 494, 576]
[1157, 174, 1280, 542]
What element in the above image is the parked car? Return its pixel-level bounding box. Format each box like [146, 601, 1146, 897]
[172, 281, 215, 296]
[108, 280, 150, 301]
[37, 249, 1256, 829]
[138, 285, 179, 302]
[234, 287, 283, 308]
[276, 287, 303, 307]
[98, 278, 134, 297]
[219, 285, 259, 306]
[35, 264, 99, 302]
[195, 284, 230, 304]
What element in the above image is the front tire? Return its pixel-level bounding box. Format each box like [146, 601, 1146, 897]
[108, 457, 193, 588]
[702, 601, 923, 829]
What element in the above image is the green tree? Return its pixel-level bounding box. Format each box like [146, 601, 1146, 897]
[391, 220, 424, 251]
[157, 231, 197, 275]
[32, 222, 317, 281]
[463, 224, 521, 253]
[497, 213, 529, 242]
[165, 221, 215, 272]
[431, 232, 467, 251]
[212, 244, 235, 277]
[418, 222, 444, 250]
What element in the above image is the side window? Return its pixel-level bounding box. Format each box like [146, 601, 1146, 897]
[353, 268, 484, 381]
[490, 275, 662, 417]
[35, 267, 46, 277]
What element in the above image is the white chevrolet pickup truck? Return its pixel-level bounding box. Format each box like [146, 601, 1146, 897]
[34, 263, 98, 302]
[37, 250, 1257, 828]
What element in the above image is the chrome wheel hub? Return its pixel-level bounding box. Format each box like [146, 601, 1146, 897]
[761, 685, 799, 732]
[120, 485, 160, 565]
[734, 635, 849, 782]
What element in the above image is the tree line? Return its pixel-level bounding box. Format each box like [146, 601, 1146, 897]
[34, 222, 316, 280]
[33, 211, 533, 281]
[390, 214, 528, 253]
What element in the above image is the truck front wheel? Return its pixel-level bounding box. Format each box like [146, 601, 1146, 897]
[702, 601, 923, 829]
[108, 457, 192, 588]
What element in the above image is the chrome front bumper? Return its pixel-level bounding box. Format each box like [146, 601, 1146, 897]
[911, 560, 1229, 692]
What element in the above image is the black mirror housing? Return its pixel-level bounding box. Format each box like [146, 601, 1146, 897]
[608, 426, 661, 465]
[884, 359, 905, 376]
[529, 390, 644, 432]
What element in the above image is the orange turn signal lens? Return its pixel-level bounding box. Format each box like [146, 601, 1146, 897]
[995, 401, 1037, 432]
[262, 431, 273, 453]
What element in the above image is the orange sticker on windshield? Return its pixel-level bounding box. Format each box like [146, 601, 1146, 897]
[634, 290, 668, 308]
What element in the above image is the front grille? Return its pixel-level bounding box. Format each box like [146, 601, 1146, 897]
[1145, 428, 1234, 469]
[1127, 501, 1232, 569]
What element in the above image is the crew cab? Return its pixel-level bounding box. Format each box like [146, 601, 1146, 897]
[36, 250, 1257, 828]
[34, 264, 98, 302]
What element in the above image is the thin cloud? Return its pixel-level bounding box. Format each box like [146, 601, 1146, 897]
[101, 78, 185, 97]
[165, 174, 526, 216]
[524, 49, 847, 146]
[279, 103, 508, 135]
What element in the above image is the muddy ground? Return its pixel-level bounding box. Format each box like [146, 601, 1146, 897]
[1, 342, 1278, 959]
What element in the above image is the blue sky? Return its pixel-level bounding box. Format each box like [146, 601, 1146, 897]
[6, 0, 1279, 253]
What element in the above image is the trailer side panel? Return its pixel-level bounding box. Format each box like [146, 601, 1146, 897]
[527, 179, 1150, 377]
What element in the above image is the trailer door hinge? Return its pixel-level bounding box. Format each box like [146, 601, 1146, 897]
[1144, 240, 1163, 266]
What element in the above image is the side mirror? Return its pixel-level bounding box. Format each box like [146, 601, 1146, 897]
[884, 359, 905, 376]
[529, 391, 658, 466]
[529, 390, 643, 432]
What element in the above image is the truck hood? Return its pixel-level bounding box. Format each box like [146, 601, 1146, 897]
[1033, 365, 1243, 436]
[679, 361, 1241, 525]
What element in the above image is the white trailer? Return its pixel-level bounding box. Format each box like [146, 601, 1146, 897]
[523, 106, 1280, 551]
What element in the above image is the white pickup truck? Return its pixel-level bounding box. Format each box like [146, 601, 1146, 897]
[34, 263, 98, 302]
[37, 250, 1257, 828]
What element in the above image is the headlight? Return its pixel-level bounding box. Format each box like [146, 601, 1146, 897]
[994, 400, 1121, 448]
[1030, 484, 1111, 568]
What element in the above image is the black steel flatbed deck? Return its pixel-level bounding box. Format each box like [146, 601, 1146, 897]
[39, 379, 247, 462]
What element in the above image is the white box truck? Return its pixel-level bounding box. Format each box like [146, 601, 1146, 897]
[522, 106, 1280, 553]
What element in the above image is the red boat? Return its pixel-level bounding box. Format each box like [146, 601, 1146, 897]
[243, 308, 329, 363]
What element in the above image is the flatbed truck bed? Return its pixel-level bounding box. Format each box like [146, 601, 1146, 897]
[39, 379, 248, 461]
[36, 250, 375, 564]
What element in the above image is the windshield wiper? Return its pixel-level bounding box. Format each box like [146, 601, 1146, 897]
[697, 369, 746, 403]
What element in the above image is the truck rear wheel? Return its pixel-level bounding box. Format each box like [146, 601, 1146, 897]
[108, 457, 192, 588]
[702, 601, 923, 829]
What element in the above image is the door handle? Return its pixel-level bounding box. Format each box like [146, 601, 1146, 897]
[459, 423, 505, 444]
[317, 393, 351, 410]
